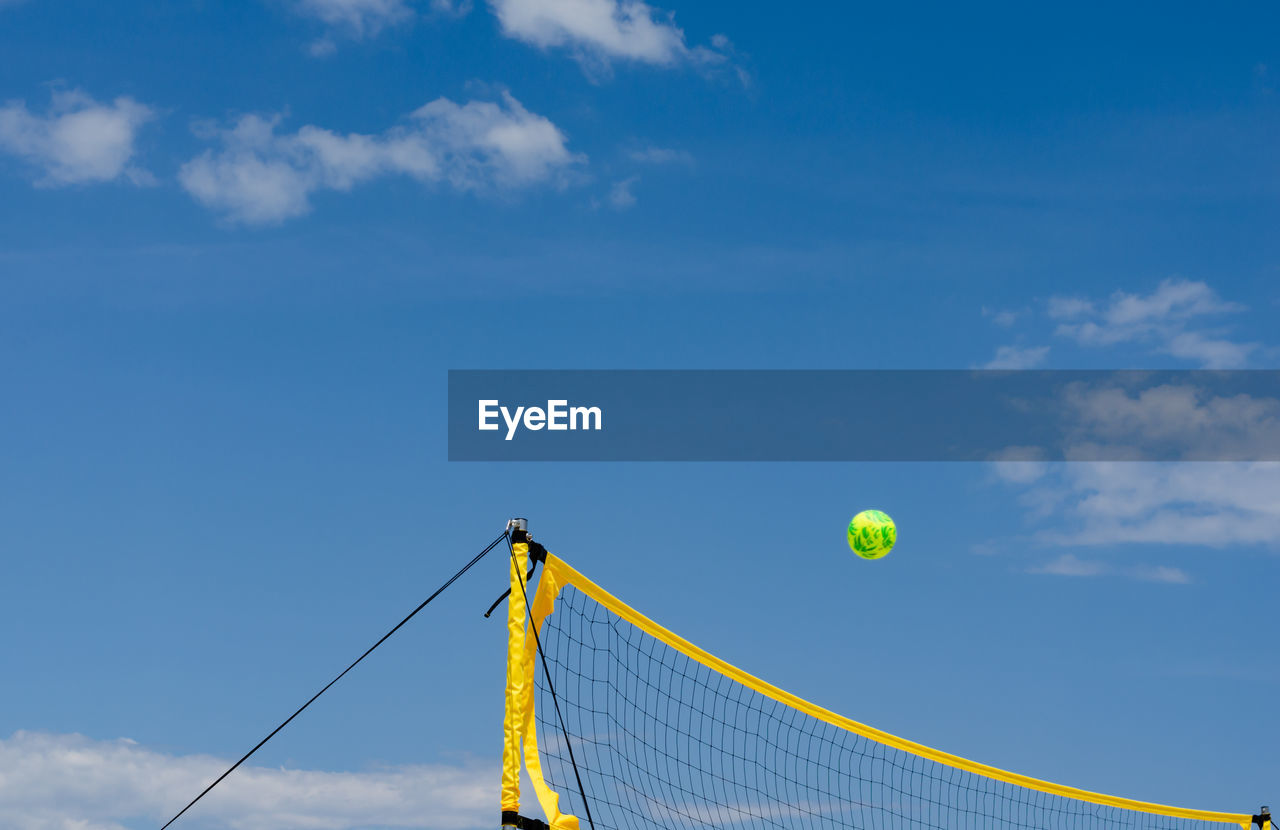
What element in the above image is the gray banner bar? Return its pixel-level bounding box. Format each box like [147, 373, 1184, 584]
[447, 370, 1280, 461]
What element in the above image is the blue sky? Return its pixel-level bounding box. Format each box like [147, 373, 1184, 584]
[1, 1, 1278, 829]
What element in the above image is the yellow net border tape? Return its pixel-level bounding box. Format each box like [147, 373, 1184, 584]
[517, 554, 1251, 830]
[520, 551, 580, 830]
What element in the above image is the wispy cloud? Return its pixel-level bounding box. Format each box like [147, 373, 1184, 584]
[179, 92, 582, 225]
[430, 0, 473, 15]
[0, 89, 155, 186]
[979, 344, 1049, 369]
[994, 452, 1280, 554]
[279, 0, 736, 74]
[981, 306, 1023, 328]
[288, 0, 470, 53]
[608, 175, 638, 209]
[1056, 380, 1280, 460]
[291, 0, 415, 37]
[978, 303, 1045, 369]
[627, 144, 694, 166]
[1045, 296, 1093, 319]
[1028, 553, 1191, 583]
[1130, 563, 1192, 584]
[489, 0, 731, 76]
[1050, 278, 1256, 368]
[1028, 553, 1109, 577]
[0, 731, 492, 830]
[982, 279, 1258, 372]
[1005, 461, 1280, 548]
[981, 279, 1278, 575]
[987, 447, 1049, 484]
[987, 379, 1280, 551]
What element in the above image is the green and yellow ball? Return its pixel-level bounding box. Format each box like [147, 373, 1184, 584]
[847, 510, 896, 560]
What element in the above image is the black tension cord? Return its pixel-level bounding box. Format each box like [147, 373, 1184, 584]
[159, 530, 511, 830]
[506, 534, 598, 830]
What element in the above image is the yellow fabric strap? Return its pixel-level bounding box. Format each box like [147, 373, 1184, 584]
[499, 540, 529, 813]
[528, 554, 1250, 829]
[521, 559, 580, 830]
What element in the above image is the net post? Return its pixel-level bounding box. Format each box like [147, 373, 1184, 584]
[500, 519, 532, 823]
[1253, 806, 1271, 830]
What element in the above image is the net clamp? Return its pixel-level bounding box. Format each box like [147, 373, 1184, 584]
[1254, 807, 1271, 829]
[501, 811, 550, 830]
[483, 535, 548, 618]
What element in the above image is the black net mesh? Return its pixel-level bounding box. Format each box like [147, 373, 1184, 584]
[533, 584, 1237, 830]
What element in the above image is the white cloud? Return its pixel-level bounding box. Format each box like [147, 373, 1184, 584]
[608, 175, 638, 209]
[292, 0, 414, 36]
[1051, 278, 1256, 368]
[627, 144, 693, 166]
[1028, 553, 1191, 583]
[1029, 553, 1108, 577]
[308, 36, 340, 56]
[987, 379, 1280, 572]
[490, 0, 728, 72]
[1098, 278, 1238, 326]
[1130, 564, 1192, 584]
[0, 90, 154, 186]
[0, 731, 492, 830]
[981, 306, 1022, 328]
[980, 344, 1049, 369]
[283, 0, 732, 70]
[288, 0, 468, 43]
[1058, 381, 1280, 460]
[431, 0, 473, 15]
[982, 280, 1278, 572]
[995, 460, 1280, 548]
[1046, 296, 1094, 319]
[1162, 330, 1256, 369]
[179, 92, 582, 225]
[987, 447, 1049, 484]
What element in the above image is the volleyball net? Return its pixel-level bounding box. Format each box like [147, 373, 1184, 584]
[499, 537, 1262, 830]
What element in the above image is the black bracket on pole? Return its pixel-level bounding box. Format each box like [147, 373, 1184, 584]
[483, 532, 547, 618]
[502, 811, 550, 830]
[1253, 808, 1271, 829]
